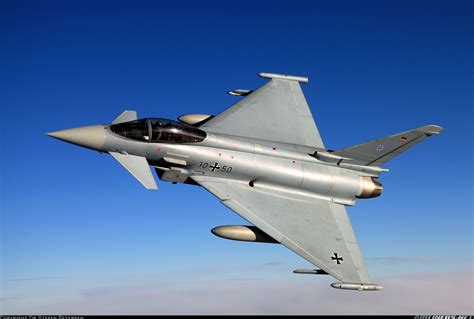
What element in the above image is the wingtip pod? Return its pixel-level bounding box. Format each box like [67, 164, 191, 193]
[258, 72, 309, 83]
[331, 282, 383, 291]
[418, 124, 443, 135]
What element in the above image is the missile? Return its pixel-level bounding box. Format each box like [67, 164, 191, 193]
[313, 151, 349, 163]
[339, 162, 389, 175]
[227, 89, 253, 96]
[313, 151, 389, 177]
[293, 268, 328, 275]
[211, 225, 279, 244]
[330, 282, 383, 291]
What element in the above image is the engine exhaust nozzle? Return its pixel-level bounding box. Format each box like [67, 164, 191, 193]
[357, 177, 383, 199]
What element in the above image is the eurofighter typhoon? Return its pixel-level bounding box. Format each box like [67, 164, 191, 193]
[47, 72, 443, 291]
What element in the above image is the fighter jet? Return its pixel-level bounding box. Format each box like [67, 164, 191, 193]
[47, 72, 443, 291]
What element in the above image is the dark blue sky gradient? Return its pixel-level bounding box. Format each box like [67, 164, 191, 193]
[1, 0, 472, 312]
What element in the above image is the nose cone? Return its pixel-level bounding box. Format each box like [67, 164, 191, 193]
[47, 125, 107, 151]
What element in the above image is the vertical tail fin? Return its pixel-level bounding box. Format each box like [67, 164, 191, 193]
[332, 125, 443, 166]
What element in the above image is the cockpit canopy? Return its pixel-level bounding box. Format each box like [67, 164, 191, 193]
[110, 118, 207, 144]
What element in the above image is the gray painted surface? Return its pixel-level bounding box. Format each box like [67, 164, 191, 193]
[201, 78, 324, 148]
[47, 72, 443, 290]
[109, 151, 158, 190]
[333, 125, 443, 166]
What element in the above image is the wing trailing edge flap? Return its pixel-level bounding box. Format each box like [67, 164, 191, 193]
[192, 176, 371, 284]
[109, 151, 158, 190]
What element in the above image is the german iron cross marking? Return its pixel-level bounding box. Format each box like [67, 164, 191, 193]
[210, 163, 221, 172]
[331, 253, 343, 264]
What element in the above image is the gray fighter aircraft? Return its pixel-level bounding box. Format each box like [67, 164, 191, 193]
[47, 72, 443, 291]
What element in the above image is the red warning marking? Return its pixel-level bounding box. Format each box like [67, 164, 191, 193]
[156, 147, 161, 152]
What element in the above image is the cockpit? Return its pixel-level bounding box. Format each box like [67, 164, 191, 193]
[109, 118, 207, 144]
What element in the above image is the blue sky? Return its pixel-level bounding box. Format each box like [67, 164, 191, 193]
[1, 0, 472, 314]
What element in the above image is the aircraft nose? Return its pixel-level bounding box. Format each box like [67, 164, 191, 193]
[47, 125, 107, 151]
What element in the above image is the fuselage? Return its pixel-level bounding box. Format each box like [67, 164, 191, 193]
[45, 71, 442, 290]
[100, 118, 382, 205]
